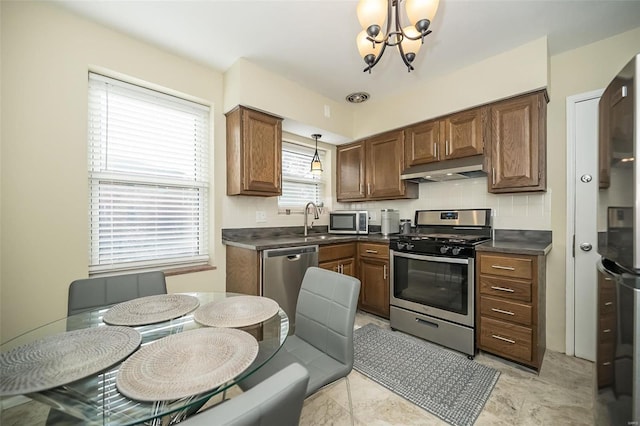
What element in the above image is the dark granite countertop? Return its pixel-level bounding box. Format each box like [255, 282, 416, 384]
[476, 230, 552, 256]
[223, 227, 553, 255]
[222, 226, 394, 251]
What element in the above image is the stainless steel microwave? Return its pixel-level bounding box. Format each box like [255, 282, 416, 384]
[329, 210, 368, 234]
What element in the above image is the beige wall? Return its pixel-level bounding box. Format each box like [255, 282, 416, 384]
[545, 27, 640, 351]
[0, 2, 227, 342]
[224, 58, 354, 143]
[353, 37, 549, 138]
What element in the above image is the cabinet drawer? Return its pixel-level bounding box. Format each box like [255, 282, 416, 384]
[598, 315, 616, 344]
[597, 362, 613, 388]
[479, 276, 532, 302]
[598, 283, 616, 316]
[480, 296, 532, 326]
[319, 243, 356, 263]
[479, 254, 533, 279]
[479, 316, 532, 363]
[358, 242, 389, 260]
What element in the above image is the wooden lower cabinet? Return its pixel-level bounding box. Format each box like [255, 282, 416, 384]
[319, 243, 356, 277]
[596, 268, 616, 388]
[476, 251, 546, 370]
[358, 242, 390, 319]
[226, 245, 261, 295]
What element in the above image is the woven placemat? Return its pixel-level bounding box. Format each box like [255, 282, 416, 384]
[116, 328, 258, 401]
[0, 326, 141, 396]
[103, 294, 200, 326]
[194, 295, 279, 328]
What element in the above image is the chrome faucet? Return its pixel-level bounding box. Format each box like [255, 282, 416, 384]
[303, 202, 320, 236]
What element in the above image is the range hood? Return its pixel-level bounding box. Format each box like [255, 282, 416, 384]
[401, 155, 487, 183]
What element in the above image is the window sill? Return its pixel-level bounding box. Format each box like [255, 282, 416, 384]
[164, 264, 216, 277]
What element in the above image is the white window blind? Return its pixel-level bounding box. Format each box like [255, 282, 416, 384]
[88, 73, 210, 273]
[279, 142, 325, 212]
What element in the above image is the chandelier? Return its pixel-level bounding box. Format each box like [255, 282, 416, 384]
[356, 0, 440, 73]
[310, 134, 323, 175]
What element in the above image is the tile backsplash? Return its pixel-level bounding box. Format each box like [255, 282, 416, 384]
[340, 177, 551, 230]
[223, 177, 551, 230]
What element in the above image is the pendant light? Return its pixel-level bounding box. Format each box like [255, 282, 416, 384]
[310, 134, 323, 175]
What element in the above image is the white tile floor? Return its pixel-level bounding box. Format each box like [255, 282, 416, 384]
[0, 311, 595, 425]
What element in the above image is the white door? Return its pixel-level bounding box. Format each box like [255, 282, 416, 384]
[569, 93, 601, 361]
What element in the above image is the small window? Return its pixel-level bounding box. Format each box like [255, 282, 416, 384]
[87, 73, 210, 274]
[279, 142, 326, 213]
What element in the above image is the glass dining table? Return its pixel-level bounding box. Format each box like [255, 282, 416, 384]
[0, 292, 289, 425]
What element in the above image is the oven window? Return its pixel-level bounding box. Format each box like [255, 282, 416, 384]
[393, 256, 468, 315]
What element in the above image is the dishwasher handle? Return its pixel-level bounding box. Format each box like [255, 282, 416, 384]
[287, 255, 302, 261]
[263, 245, 319, 258]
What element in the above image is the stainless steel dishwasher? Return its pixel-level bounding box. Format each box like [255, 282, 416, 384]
[262, 245, 318, 334]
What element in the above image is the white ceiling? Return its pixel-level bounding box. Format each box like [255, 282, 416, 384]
[55, 0, 640, 108]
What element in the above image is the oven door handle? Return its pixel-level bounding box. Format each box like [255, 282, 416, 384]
[390, 250, 469, 265]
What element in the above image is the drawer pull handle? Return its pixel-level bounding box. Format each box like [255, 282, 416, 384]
[490, 286, 515, 293]
[603, 329, 611, 333]
[365, 250, 378, 254]
[602, 362, 612, 366]
[491, 335, 516, 344]
[605, 302, 613, 306]
[604, 277, 613, 281]
[491, 308, 515, 316]
[491, 265, 516, 271]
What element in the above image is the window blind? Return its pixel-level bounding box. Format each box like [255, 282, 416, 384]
[279, 142, 325, 211]
[88, 73, 210, 273]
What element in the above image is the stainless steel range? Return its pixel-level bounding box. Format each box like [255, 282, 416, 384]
[389, 209, 492, 358]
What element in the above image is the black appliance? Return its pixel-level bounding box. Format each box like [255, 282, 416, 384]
[595, 53, 639, 424]
[389, 208, 491, 358]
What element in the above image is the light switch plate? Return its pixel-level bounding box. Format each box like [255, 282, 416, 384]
[369, 211, 377, 221]
[256, 211, 267, 223]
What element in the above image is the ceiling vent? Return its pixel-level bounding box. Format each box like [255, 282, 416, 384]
[346, 92, 370, 103]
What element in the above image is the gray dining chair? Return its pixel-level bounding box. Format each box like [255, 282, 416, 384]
[46, 271, 168, 425]
[67, 271, 167, 315]
[181, 363, 309, 426]
[239, 266, 361, 424]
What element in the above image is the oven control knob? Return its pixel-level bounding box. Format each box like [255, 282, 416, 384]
[451, 247, 461, 256]
[397, 242, 406, 250]
[406, 243, 414, 251]
[440, 246, 450, 254]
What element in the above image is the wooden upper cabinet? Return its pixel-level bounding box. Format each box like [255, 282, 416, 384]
[226, 106, 282, 196]
[367, 130, 407, 198]
[337, 141, 366, 200]
[443, 107, 485, 160]
[404, 120, 441, 166]
[337, 130, 418, 202]
[403, 107, 484, 167]
[488, 91, 547, 193]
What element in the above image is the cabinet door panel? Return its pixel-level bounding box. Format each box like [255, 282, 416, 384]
[337, 142, 366, 201]
[444, 108, 484, 160]
[359, 258, 389, 318]
[489, 92, 546, 193]
[404, 120, 440, 166]
[367, 130, 405, 198]
[242, 108, 282, 193]
[319, 259, 342, 274]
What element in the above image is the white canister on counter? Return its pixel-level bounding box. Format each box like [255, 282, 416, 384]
[380, 209, 400, 235]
